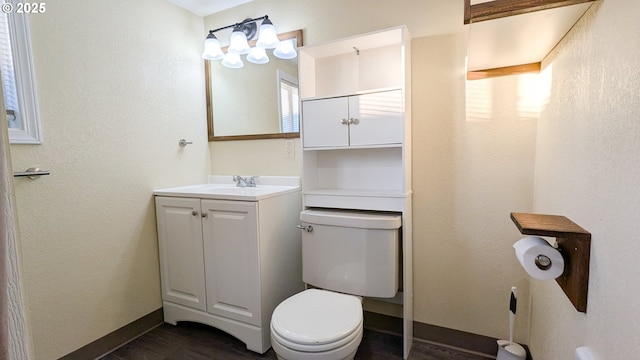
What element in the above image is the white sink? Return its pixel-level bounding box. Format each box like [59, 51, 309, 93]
[154, 176, 300, 201]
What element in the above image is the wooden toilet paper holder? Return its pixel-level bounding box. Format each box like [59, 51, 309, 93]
[510, 212, 591, 313]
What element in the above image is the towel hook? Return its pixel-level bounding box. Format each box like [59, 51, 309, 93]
[179, 139, 193, 147]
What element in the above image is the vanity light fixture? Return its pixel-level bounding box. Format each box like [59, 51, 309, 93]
[202, 15, 296, 68]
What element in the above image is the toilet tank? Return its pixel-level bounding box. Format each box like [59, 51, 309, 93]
[300, 209, 401, 298]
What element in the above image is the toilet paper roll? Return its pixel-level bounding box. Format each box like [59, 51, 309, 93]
[513, 236, 564, 280]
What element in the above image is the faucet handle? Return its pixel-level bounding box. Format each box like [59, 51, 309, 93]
[232, 175, 245, 186]
[232, 175, 258, 187]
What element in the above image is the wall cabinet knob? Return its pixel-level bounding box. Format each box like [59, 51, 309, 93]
[192, 210, 198, 216]
[201, 213, 208, 218]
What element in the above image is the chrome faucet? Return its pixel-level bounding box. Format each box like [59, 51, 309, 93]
[233, 175, 258, 187]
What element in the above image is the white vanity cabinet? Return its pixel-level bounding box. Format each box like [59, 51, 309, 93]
[302, 90, 404, 148]
[154, 180, 302, 354]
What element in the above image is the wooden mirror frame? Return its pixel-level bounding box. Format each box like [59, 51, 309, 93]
[205, 29, 303, 141]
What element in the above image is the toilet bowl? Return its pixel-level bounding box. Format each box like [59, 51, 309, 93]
[270, 289, 363, 360]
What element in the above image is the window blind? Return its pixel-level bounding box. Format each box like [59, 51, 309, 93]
[279, 79, 299, 133]
[0, 8, 19, 115]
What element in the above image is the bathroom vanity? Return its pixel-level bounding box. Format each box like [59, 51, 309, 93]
[153, 176, 302, 353]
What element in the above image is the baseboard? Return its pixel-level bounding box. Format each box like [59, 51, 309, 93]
[413, 321, 499, 357]
[363, 310, 404, 336]
[59, 308, 164, 360]
[364, 311, 532, 359]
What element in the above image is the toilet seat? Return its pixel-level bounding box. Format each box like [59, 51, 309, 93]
[271, 289, 363, 352]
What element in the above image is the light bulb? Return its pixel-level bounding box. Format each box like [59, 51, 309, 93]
[247, 47, 269, 64]
[221, 52, 244, 69]
[201, 33, 224, 60]
[273, 39, 297, 60]
[228, 27, 250, 55]
[256, 18, 280, 49]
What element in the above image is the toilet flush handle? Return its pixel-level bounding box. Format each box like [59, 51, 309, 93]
[296, 224, 313, 232]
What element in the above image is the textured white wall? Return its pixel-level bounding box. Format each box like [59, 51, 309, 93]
[9, 0, 210, 358]
[531, 1, 640, 359]
[205, 0, 538, 344]
[412, 34, 536, 342]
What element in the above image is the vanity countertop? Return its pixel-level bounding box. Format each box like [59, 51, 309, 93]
[154, 175, 300, 201]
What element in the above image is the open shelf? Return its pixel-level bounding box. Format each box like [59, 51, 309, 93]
[303, 188, 409, 212]
[299, 26, 407, 99]
[464, 0, 595, 79]
[510, 212, 591, 312]
[511, 212, 590, 237]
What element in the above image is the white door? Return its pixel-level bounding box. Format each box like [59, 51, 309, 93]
[202, 199, 261, 326]
[302, 97, 349, 148]
[348, 90, 404, 146]
[155, 197, 207, 311]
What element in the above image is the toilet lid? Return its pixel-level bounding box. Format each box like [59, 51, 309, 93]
[271, 289, 363, 346]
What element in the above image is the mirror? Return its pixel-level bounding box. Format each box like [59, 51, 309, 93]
[206, 30, 303, 141]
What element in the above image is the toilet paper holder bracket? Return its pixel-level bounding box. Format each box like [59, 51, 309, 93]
[510, 212, 591, 313]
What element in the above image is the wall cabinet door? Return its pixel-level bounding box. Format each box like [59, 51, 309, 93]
[155, 197, 207, 311]
[348, 90, 403, 146]
[202, 200, 261, 326]
[302, 90, 403, 148]
[302, 97, 349, 148]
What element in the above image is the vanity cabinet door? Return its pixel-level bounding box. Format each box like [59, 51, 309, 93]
[202, 199, 261, 326]
[155, 197, 207, 311]
[302, 97, 350, 148]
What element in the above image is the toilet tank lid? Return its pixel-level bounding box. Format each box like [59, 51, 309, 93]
[300, 209, 401, 229]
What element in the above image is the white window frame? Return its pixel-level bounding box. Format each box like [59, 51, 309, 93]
[2, 0, 41, 144]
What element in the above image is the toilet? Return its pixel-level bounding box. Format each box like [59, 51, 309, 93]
[270, 209, 402, 360]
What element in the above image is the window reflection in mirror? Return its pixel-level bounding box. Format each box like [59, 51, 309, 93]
[206, 30, 302, 141]
[278, 70, 299, 133]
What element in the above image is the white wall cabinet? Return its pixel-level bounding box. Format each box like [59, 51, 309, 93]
[154, 188, 302, 354]
[299, 26, 413, 358]
[302, 90, 403, 149]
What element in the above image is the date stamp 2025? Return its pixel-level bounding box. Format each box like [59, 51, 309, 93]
[2, 2, 46, 14]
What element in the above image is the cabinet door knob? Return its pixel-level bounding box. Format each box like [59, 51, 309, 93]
[296, 224, 313, 232]
[192, 210, 198, 216]
[201, 213, 208, 218]
[349, 117, 359, 125]
[341, 118, 349, 125]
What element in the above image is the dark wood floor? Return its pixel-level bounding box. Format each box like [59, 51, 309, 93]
[100, 322, 492, 360]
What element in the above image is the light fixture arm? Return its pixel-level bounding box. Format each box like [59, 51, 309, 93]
[208, 15, 269, 39]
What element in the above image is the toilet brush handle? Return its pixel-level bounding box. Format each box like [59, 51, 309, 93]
[509, 287, 517, 345]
